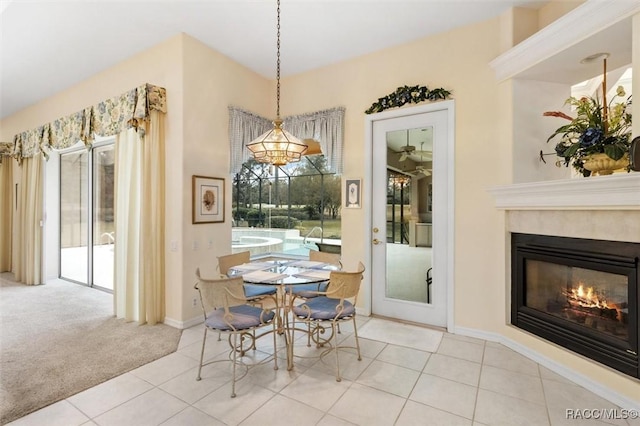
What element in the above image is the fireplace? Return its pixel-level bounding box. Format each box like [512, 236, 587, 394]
[511, 233, 639, 378]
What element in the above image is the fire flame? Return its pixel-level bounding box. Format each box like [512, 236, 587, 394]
[566, 283, 610, 309]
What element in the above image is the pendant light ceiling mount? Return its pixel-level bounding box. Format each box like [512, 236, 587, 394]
[246, 0, 307, 166]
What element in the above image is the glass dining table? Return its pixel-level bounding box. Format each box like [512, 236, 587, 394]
[227, 258, 339, 370]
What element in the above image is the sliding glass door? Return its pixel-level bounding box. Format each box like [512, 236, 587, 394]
[60, 141, 114, 291]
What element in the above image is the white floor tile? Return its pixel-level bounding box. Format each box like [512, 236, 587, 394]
[93, 388, 188, 426]
[409, 374, 478, 419]
[356, 359, 421, 397]
[7, 400, 89, 426]
[280, 368, 351, 411]
[177, 327, 202, 350]
[192, 382, 275, 425]
[328, 382, 406, 425]
[158, 365, 230, 404]
[436, 337, 485, 363]
[482, 346, 539, 377]
[375, 344, 431, 371]
[67, 373, 153, 418]
[159, 407, 225, 426]
[309, 350, 373, 381]
[474, 389, 549, 426]
[542, 380, 629, 426]
[357, 318, 443, 352]
[396, 400, 473, 426]
[316, 414, 358, 426]
[129, 352, 200, 386]
[239, 394, 324, 426]
[479, 365, 545, 405]
[424, 353, 481, 386]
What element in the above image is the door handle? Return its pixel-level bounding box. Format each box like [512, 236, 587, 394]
[372, 238, 381, 245]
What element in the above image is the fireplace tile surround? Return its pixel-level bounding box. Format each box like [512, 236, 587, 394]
[488, 174, 640, 405]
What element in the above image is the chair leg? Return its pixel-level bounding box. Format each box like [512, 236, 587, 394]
[196, 327, 208, 381]
[231, 333, 237, 398]
[352, 317, 362, 361]
[332, 322, 341, 382]
[272, 318, 279, 371]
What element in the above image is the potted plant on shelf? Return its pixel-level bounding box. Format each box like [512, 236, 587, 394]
[544, 86, 632, 177]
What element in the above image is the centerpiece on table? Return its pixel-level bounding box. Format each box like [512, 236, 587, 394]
[544, 61, 632, 176]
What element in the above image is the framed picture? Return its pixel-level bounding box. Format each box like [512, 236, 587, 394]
[344, 178, 361, 209]
[192, 175, 225, 224]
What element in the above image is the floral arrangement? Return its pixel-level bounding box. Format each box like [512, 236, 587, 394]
[365, 85, 451, 114]
[544, 86, 632, 176]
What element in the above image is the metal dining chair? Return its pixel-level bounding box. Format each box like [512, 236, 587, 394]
[194, 268, 278, 397]
[218, 251, 278, 301]
[290, 261, 365, 381]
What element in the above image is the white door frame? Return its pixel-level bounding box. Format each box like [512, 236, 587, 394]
[363, 100, 455, 332]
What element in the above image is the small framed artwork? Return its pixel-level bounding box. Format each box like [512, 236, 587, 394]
[344, 178, 361, 209]
[192, 175, 225, 224]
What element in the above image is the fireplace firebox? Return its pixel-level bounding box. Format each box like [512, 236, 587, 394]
[511, 233, 639, 378]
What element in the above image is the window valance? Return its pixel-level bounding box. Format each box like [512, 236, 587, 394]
[0, 142, 12, 164]
[12, 83, 166, 162]
[229, 106, 345, 175]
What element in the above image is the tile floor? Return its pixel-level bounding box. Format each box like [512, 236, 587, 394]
[8, 316, 638, 426]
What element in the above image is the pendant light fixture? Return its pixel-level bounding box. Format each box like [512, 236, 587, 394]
[246, 0, 307, 166]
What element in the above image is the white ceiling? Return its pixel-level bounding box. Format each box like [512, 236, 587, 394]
[0, 0, 544, 120]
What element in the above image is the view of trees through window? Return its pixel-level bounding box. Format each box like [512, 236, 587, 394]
[232, 155, 341, 256]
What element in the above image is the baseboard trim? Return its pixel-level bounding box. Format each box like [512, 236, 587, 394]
[163, 316, 202, 330]
[453, 326, 640, 411]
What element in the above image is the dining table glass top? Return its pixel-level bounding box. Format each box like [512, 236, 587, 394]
[228, 259, 339, 285]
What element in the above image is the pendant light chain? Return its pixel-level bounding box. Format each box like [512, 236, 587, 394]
[245, 0, 308, 166]
[276, 0, 281, 118]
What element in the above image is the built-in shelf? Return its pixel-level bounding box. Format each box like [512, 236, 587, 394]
[489, 1, 640, 84]
[487, 173, 640, 210]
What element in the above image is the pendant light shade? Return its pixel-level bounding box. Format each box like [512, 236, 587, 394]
[246, 0, 307, 166]
[247, 119, 308, 166]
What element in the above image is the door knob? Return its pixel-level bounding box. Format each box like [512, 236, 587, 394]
[372, 238, 381, 245]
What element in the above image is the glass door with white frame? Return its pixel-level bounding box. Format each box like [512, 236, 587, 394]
[371, 109, 449, 327]
[60, 141, 114, 291]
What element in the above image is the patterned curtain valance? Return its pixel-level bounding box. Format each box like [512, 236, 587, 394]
[229, 106, 345, 175]
[12, 83, 166, 162]
[0, 142, 13, 164]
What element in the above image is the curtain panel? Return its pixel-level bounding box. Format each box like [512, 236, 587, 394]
[0, 148, 13, 272]
[229, 106, 345, 175]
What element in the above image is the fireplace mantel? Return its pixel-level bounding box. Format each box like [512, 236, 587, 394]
[487, 174, 640, 210]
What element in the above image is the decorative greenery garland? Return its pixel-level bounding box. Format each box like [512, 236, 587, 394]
[365, 84, 452, 114]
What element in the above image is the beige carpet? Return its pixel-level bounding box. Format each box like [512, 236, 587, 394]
[0, 273, 182, 425]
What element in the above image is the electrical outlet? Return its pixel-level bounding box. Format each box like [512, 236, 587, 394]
[192, 297, 198, 307]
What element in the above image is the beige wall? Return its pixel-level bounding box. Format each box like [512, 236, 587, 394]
[282, 19, 507, 301]
[179, 35, 270, 321]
